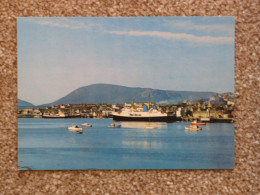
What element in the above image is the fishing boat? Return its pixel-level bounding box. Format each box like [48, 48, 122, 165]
[68, 125, 83, 132]
[112, 95, 177, 123]
[81, 123, 92, 127]
[43, 110, 68, 119]
[185, 125, 202, 131]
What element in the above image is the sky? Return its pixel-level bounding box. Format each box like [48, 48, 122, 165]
[17, 17, 234, 105]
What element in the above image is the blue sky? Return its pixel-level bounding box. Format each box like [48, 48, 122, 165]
[17, 17, 234, 105]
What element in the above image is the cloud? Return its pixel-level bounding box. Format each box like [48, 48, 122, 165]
[166, 20, 234, 35]
[20, 18, 103, 30]
[107, 30, 234, 44]
[19, 18, 234, 44]
[36, 19, 85, 29]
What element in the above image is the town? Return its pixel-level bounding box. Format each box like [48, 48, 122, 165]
[18, 93, 234, 123]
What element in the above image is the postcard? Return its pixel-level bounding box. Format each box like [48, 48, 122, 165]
[18, 17, 234, 170]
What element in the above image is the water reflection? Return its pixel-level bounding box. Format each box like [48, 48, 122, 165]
[119, 122, 167, 150]
[119, 122, 168, 129]
[18, 118, 234, 170]
[185, 129, 200, 135]
[122, 140, 163, 149]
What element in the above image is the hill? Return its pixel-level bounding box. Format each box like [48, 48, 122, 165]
[40, 83, 216, 106]
[18, 99, 35, 109]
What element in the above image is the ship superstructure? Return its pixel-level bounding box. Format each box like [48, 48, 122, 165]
[112, 95, 177, 122]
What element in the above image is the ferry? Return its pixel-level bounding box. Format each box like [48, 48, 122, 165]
[112, 96, 178, 123]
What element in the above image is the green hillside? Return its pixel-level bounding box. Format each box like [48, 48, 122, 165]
[41, 83, 216, 106]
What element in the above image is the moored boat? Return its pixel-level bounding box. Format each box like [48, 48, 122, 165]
[191, 120, 206, 126]
[68, 113, 81, 118]
[68, 125, 83, 131]
[185, 125, 202, 131]
[191, 122, 206, 126]
[109, 123, 121, 128]
[43, 110, 68, 119]
[81, 123, 92, 127]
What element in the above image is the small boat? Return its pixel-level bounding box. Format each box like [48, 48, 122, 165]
[191, 122, 206, 126]
[81, 123, 92, 127]
[68, 125, 83, 132]
[191, 120, 206, 126]
[109, 123, 121, 128]
[185, 125, 202, 131]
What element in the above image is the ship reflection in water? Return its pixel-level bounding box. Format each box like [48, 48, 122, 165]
[119, 121, 168, 129]
[120, 122, 167, 149]
[122, 140, 163, 149]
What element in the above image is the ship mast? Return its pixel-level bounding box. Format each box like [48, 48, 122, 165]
[132, 98, 135, 109]
[148, 94, 151, 110]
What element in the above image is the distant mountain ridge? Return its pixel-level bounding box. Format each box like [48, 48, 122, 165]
[18, 99, 35, 109]
[39, 83, 217, 106]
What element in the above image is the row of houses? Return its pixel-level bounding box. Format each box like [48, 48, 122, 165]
[18, 93, 234, 119]
[175, 94, 234, 120]
[18, 104, 115, 118]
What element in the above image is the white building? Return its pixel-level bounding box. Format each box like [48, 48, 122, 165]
[176, 107, 185, 117]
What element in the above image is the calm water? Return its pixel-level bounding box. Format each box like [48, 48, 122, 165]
[18, 118, 234, 170]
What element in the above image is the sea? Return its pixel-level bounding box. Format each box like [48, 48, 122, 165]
[18, 118, 234, 170]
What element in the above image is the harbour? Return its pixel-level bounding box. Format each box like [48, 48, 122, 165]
[18, 118, 234, 170]
[18, 92, 235, 123]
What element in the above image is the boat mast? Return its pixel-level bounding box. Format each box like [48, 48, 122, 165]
[148, 94, 151, 110]
[132, 98, 135, 109]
